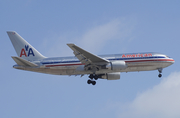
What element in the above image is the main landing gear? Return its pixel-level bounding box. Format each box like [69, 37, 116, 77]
[158, 68, 163, 78]
[87, 74, 98, 85]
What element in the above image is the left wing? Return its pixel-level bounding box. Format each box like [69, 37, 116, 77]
[67, 44, 109, 70]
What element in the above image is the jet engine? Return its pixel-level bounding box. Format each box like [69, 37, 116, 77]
[106, 61, 127, 70]
[99, 72, 120, 80]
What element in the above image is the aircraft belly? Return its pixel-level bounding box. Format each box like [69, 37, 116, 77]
[21, 67, 88, 75]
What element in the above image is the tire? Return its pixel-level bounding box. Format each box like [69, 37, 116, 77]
[94, 75, 98, 80]
[87, 80, 91, 84]
[158, 74, 162, 78]
[89, 74, 94, 80]
[92, 81, 96, 85]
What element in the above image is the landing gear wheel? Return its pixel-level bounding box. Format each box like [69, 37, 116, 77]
[92, 81, 96, 85]
[158, 74, 162, 78]
[88, 74, 98, 85]
[89, 74, 94, 80]
[87, 80, 91, 84]
[94, 75, 98, 80]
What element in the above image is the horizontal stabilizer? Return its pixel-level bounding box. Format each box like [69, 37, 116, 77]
[11, 56, 38, 67]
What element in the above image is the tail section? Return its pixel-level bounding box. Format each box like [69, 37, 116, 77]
[7, 31, 46, 61]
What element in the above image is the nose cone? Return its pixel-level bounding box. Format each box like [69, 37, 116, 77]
[169, 58, 175, 66]
[163, 56, 175, 67]
[171, 58, 175, 64]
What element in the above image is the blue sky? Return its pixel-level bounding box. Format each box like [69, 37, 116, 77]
[1, 0, 180, 118]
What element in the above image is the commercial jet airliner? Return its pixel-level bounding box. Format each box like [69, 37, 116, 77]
[7, 31, 175, 85]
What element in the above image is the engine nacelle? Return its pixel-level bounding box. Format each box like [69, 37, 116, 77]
[106, 61, 127, 70]
[99, 72, 120, 80]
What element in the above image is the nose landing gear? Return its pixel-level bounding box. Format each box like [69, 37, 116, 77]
[158, 68, 163, 78]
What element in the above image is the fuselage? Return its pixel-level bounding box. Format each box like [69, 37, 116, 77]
[13, 52, 175, 75]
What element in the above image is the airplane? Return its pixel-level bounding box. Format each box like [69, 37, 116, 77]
[7, 31, 175, 85]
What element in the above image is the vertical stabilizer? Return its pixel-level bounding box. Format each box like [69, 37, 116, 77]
[7, 31, 46, 61]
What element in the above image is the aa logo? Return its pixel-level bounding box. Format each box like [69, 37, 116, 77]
[20, 45, 35, 57]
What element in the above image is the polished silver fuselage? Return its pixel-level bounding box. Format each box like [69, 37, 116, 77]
[13, 52, 174, 76]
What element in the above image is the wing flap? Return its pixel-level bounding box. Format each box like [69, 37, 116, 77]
[11, 56, 38, 67]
